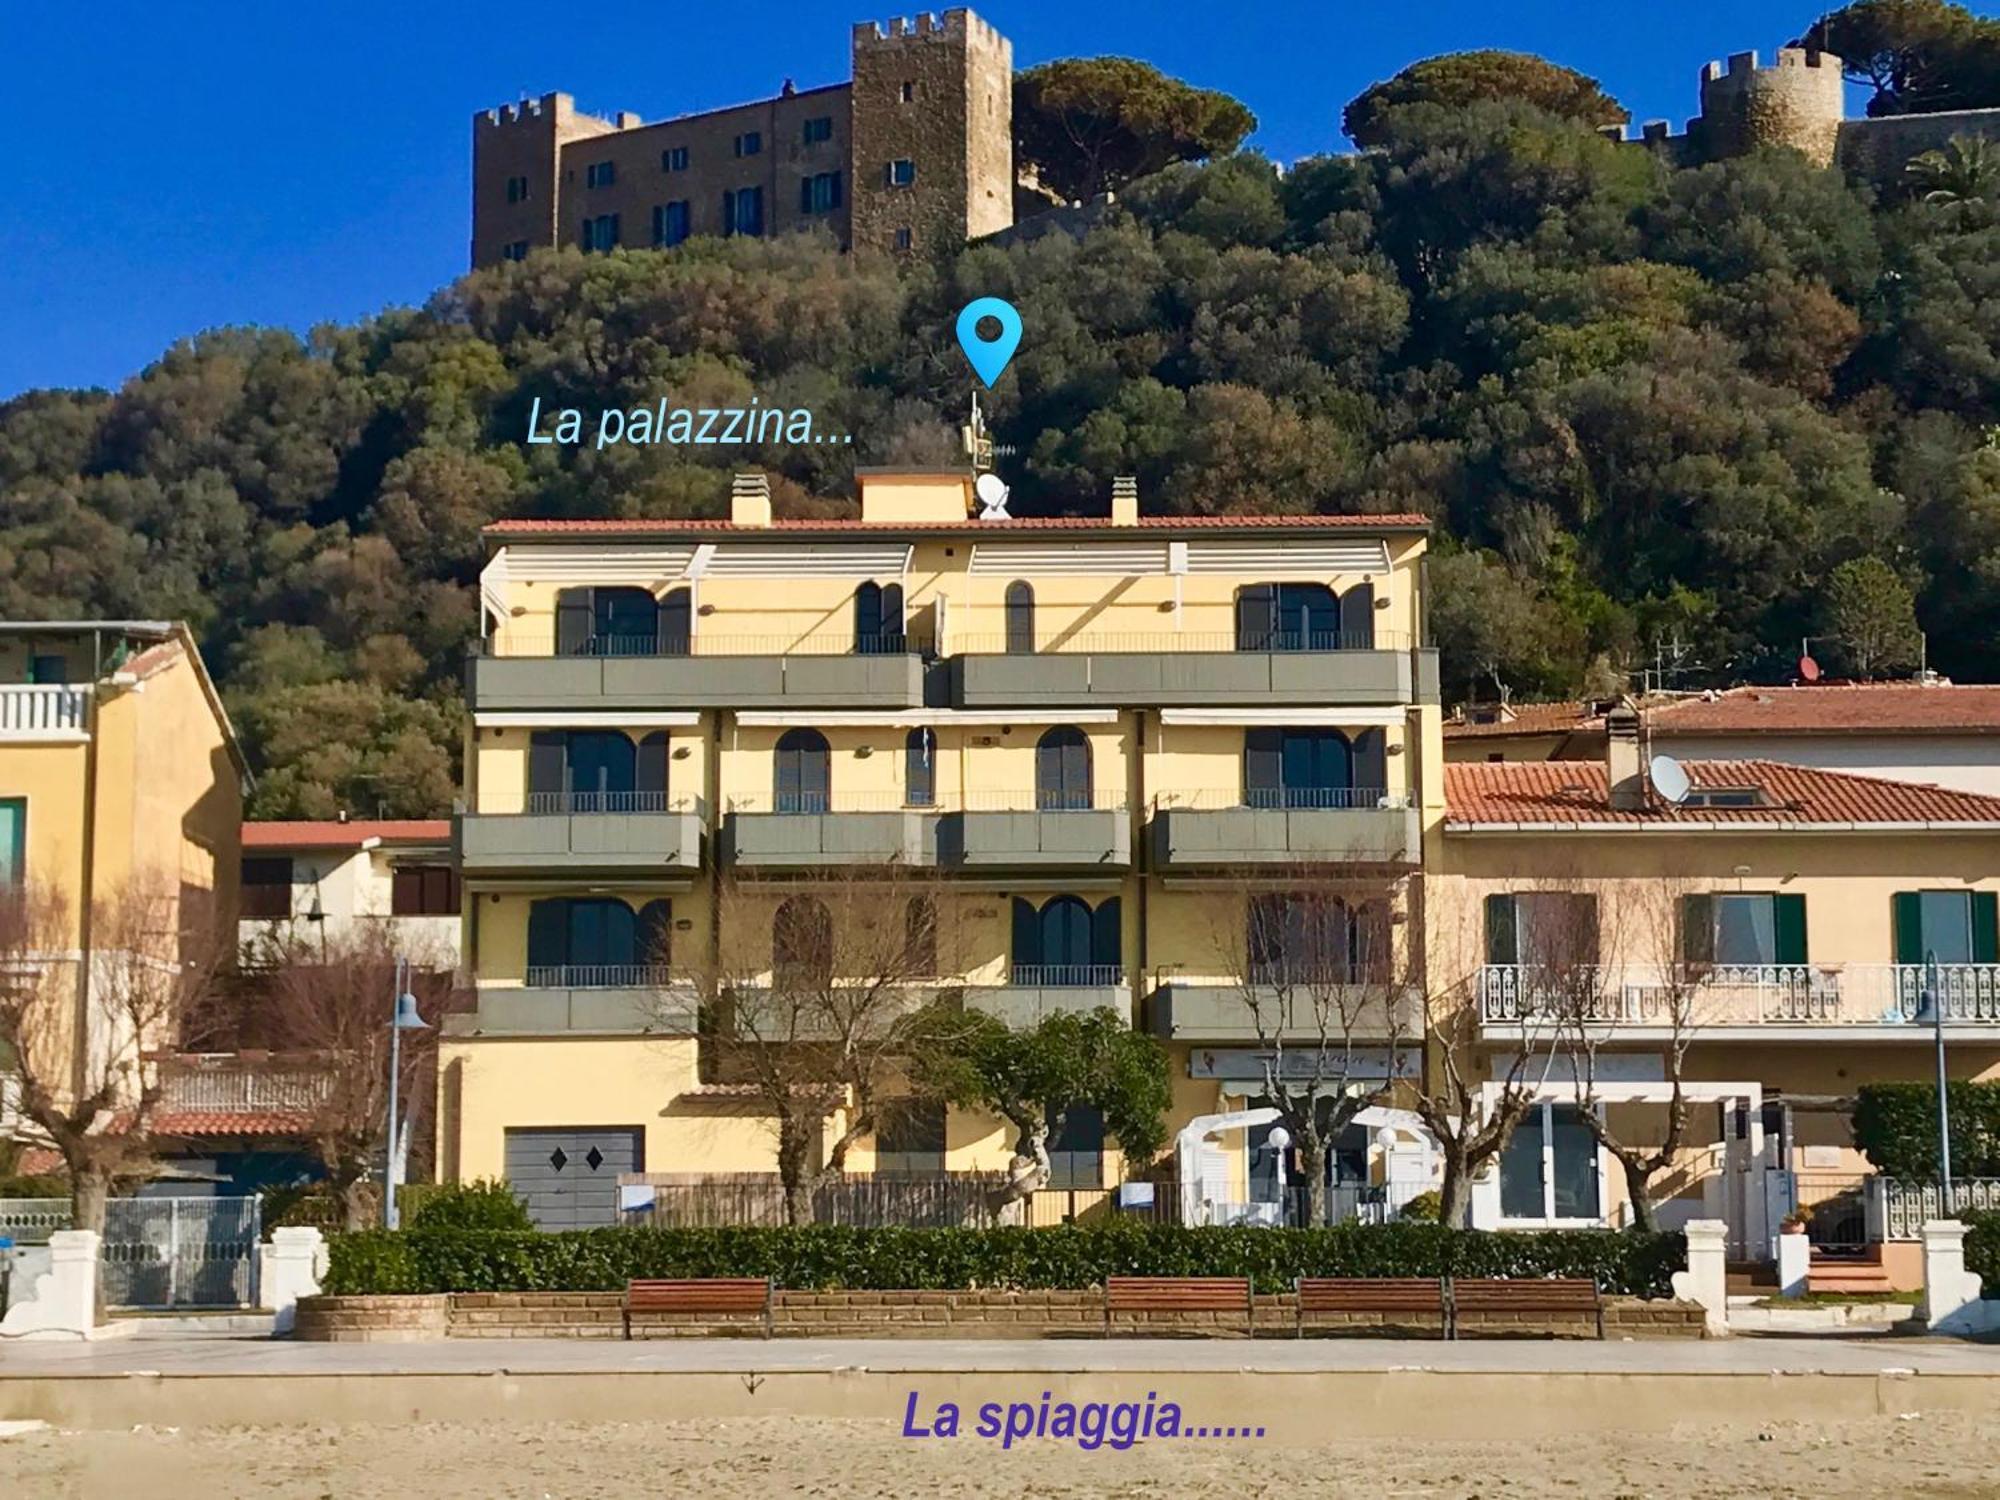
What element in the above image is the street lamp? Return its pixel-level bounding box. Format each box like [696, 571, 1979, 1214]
[1914, 949, 1954, 1216]
[1266, 1125, 1292, 1227]
[383, 956, 429, 1231]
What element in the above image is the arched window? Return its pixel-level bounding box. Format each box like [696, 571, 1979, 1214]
[637, 731, 670, 811]
[659, 587, 693, 657]
[774, 728, 831, 813]
[1247, 894, 1387, 985]
[637, 899, 673, 970]
[1338, 581, 1375, 649]
[1035, 726, 1091, 811]
[527, 730, 645, 812]
[1235, 583, 1340, 652]
[1011, 894, 1121, 985]
[1244, 728, 1353, 809]
[1004, 581, 1035, 655]
[773, 895, 833, 989]
[527, 897, 640, 984]
[904, 727, 936, 808]
[854, 582, 905, 655]
[556, 586, 659, 657]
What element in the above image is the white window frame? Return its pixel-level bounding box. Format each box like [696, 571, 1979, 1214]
[1496, 1099, 1607, 1229]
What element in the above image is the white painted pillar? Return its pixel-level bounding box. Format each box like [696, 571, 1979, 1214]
[1776, 1229, 1811, 1298]
[1921, 1219, 1995, 1336]
[260, 1227, 327, 1336]
[1671, 1218, 1729, 1335]
[0, 1229, 100, 1341]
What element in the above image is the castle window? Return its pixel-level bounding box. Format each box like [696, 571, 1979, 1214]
[504, 175, 529, 204]
[800, 171, 843, 216]
[661, 145, 689, 172]
[502, 241, 530, 262]
[653, 200, 691, 247]
[900, 80, 916, 103]
[887, 158, 916, 188]
[803, 116, 833, 145]
[734, 131, 762, 158]
[723, 187, 764, 238]
[585, 160, 616, 189]
[581, 214, 620, 252]
[894, 227, 912, 251]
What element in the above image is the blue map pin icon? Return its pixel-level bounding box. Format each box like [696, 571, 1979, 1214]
[955, 297, 1022, 388]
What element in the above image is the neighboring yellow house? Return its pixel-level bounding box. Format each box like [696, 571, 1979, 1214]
[438, 470, 1441, 1224]
[1434, 712, 2000, 1282]
[0, 621, 245, 1153]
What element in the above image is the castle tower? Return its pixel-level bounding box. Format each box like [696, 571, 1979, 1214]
[471, 93, 616, 267]
[1692, 48, 1846, 167]
[848, 9, 1013, 255]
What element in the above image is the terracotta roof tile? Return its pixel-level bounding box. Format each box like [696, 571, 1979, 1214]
[484, 513, 1429, 538]
[1445, 759, 2000, 827]
[241, 820, 451, 851]
[153, 1109, 317, 1138]
[1649, 683, 2000, 736]
[1443, 701, 1598, 739]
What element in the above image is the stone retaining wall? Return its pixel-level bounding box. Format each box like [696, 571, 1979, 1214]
[293, 1292, 1706, 1342]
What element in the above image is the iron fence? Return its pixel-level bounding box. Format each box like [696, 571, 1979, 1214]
[1881, 1177, 2000, 1241]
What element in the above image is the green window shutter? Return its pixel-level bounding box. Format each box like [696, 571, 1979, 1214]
[1974, 892, 1999, 965]
[1892, 892, 1924, 965]
[1485, 894, 1517, 965]
[1680, 895, 1714, 965]
[1774, 893, 1808, 965]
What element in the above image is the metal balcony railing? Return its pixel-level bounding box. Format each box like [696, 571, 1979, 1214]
[1478, 963, 2000, 1026]
[1007, 964, 1124, 988]
[725, 790, 1127, 814]
[480, 631, 934, 660]
[522, 964, 676, 989]
[519, 790, 702, 815]
[1155, 787, 1409, 812]
[950, 630, 1406, 656]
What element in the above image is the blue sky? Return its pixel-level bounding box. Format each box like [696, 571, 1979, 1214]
[0, 1, 1859, 399]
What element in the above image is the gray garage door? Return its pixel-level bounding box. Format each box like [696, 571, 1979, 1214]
[503, 1128, 643, 1229]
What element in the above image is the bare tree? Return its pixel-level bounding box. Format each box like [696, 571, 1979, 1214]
[680, 868, 944, 1225]
[1206, 867, 1416, 1226]
[0, 877, 226, 1232]
[252, 924, 458, 1230]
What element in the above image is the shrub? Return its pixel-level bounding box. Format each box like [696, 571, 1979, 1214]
[406, 1179, 533, 1232]
[0, 1174, 68, 1199]
[1853, 1083, 2000, 1179]
[322, 1222, 1686, 1299]
[1967, 1210, 2000, 1292]
[1396, 1191, 1441, 1223]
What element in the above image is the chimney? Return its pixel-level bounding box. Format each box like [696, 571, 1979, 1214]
[1604, 701, 1646, 810]
[1111, 475, 1139, 527]
[730, 472, 772, 528]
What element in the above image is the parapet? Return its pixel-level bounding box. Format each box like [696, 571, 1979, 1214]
[1694, 44, 1846, 165]
[854, 8, 1001, 46]
[475, 91, 616, 133]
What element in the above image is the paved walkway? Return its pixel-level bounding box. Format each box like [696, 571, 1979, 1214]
[6, 1331, 1999, 1378]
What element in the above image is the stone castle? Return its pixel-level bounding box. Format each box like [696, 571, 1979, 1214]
[471, 29, 2000, 270]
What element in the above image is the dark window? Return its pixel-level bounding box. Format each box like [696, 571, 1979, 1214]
[1248, 894, 1388, 985]
[854, 581, 904, 654]
[1235, 582, 1343, 651]
[1046, 1103, 1105, 1189]
[799, 170, 843, 215]
[1244, 728, 1355, 809]
[887, 158, 916, 187]
[555, 587, 659, 656]
[502, 240, 530, 262]
[392, 864, 461, 917]
[773, 896, 833, 989]
[1004, 581, 1035, 654]
[0, 798, 22, 888]
[723, 186, 764, 237]
[904, 728, 936, 807]
[1012, 894, 1119, 985]
[653, 200, 691, 246]
[1681, 893, 1807, 967]
[734, 131, 761, 157]
[904, 895, 937, 976]
[774, 728, 830, 813]
[1484, 892, 1599, 969]
[659, 588, 692, 655]
[875, 1098, 946, 1175]
[585, 160, 616, 188]
[239, 856, 292, 919]
[894, 227, 912, 251]
[1035, 726, 1091, 811]
[27, 654, 67, 686]
[1339, 581, 1376, 646]
[661, 145, 689, 172]
[504, 175, 530, 203]
[528, 730, 651, 812]
[1500, 1102, 1600, 1221]
[1893, 890, 2000, 965]
[581, 213, 620, 251]
[526, 897, 656, 983]
[803, 116, 833, 144]
[899, 80, 916, 103]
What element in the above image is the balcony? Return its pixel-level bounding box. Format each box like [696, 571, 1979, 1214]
[468, 633, 928, 712]
[1150, 789, 1420, 868]
[947, 632, 1437, 709]
[723, 793, 1131, 872]
[456, 793, 704, 876]
[1477, 963, 2000, 1038]
[447, 966, 697, 1037]
[965, 966, 1128, 1028]
[156, 1055, 332, 1117]
[0, 684, 89, 741]
[1147, 973, 1417, 1043]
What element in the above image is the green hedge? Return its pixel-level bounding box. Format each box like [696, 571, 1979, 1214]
[1853, 1083, 2000, 1179]
[322, 1222, 1685, 1299]
[1968, 1211, 2000, 1292]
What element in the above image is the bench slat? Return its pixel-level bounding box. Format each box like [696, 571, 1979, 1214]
[623, 1278, 772, 1338]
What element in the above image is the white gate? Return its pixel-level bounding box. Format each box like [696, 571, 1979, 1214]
[102, 1196, 262, 1309]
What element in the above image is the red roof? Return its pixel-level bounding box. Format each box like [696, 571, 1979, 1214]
[152, 1109, 317, 1138]
[484, 513, 1429, 538]
[242, 820, 450, 851]
[1444, 701, 1596, 740]
[1649, 683, 2000, 736]
[1445, 759, 2000, 828]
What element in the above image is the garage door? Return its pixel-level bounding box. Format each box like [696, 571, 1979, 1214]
[503, 1128, 642, 1229]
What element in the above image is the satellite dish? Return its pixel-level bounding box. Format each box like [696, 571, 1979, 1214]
[1649, 754, 1691, 806]
[973, 471, 1011, 520]
[1799, 655, 1821, 682]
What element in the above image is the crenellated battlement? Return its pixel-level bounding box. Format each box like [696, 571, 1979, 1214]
[852, 8, 1002, 49]
[475, 92, 618, 134]
[1693, 45, 1846, 166]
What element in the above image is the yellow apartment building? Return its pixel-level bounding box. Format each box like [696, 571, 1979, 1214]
[1434, 710, 2000, 1282]
[0, 622, 245, 1154]
[438, 470, 1440, 1225]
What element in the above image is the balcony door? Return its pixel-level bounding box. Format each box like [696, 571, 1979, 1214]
[1244, 727, 1371, 809]
[1035, 726, 1091, 811]
[1893, 890, 2000, 966]
[774, 729, 831, 813]
[1012, 895, 1120, 986]
[854, 581, 905, 655]
[1235, 583, 1344, 652]
[529, 731, 667, 812]
[527, 897, 670, 985]
[555, 587, 659, 657]
[1004, 581, 1035, 655]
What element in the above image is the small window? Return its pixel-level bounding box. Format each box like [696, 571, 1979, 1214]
[904, 727, 936, 808]
[653, 200, 691, 247]
[27, 655, 67, 685]
[1046, 1104, 1105, 1189]
[502, 240, 530, 262]
[722, 186, 764, 238]
[734, 131, 761, 158]
[392, 864, 462, 917]
[894, 227, 912, 252]
[661, 145, 689, 172]
[803, 116, 833, 145]
[0, 799, 22, 888]
[800, 170, 843, 215]
[1682, 787, 1764, 808]
[585, 160, 616, 188]
[875, 1098, 946, 1176]
[239, 857, 293, 920]
[1683, 893, 1807, 967]
[899, 80, 916, 103]
[887, 158, 916, 188]
[581, 213, 620, 252]
[504, 175, 530, 204]
[904, 894, 937, 975]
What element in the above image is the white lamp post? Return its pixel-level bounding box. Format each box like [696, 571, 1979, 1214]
[1914, 950, 1954, 1215]
[383, 956, 430, 1231]
[1266, 1125, 1292, 1227]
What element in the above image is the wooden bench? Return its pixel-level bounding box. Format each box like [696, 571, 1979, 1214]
[1103, 1276, 1255, 1335]
[1448, 1277, 1603, 1339]
[622, 1278, 773, 1340]
[1294, 1277, 1449, 1338]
